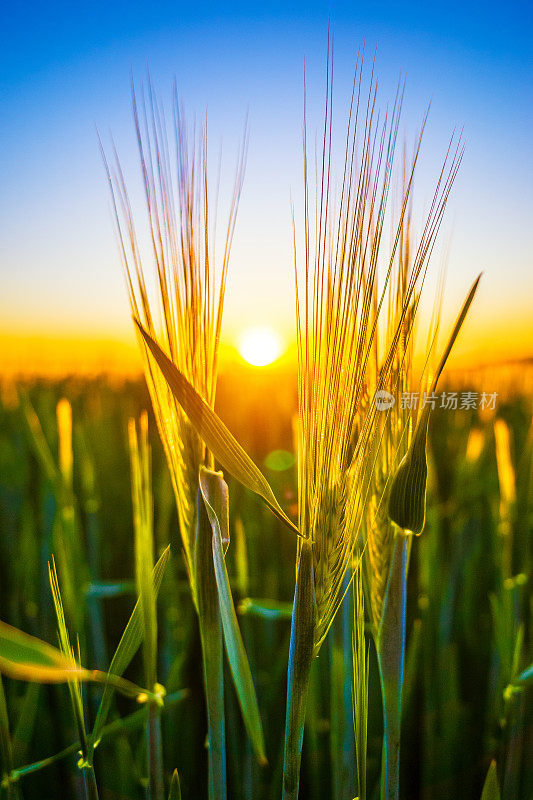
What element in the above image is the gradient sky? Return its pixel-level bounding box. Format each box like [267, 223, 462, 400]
[1, 1, 532, 367]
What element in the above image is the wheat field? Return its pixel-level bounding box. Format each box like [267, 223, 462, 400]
[0, 49, 532, 800]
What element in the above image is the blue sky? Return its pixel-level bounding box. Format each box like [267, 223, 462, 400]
[1, 1, 532, 363]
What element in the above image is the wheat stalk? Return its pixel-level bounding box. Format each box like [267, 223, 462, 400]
[102, 79, 246, 590]
[283, 44, 463, 799]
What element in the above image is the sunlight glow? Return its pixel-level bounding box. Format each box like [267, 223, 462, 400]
[238, 326, 285, 366]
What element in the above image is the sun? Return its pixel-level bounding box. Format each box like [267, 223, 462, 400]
[238, 326, 285, 366]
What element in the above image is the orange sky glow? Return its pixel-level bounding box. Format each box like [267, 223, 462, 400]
[1, 6, 531, 379]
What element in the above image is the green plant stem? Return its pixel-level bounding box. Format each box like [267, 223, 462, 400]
[10, 691, 187, 783]
[147, 704, 164, 800]
[282, 540, 316, 800]
[83, 766, 100, 800]
[376, 534, 408, 800]
[330, 574, 357, 800]
[502, 691, 525, 800]
[195, 489, 226, 800]
[0, 676, 15, 800]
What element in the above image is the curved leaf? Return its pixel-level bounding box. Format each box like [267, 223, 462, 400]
[388, 275, 481, 534]
[199, 467, 267, 766]
[136, 319, 299, 536]
[89, 545, 170, 754]
[0, 620, 88, 684]
[195, 483, 226, 800]
[0, 620, 153, 701]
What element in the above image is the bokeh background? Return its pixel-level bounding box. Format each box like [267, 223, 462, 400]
[0, 4, 532, 800]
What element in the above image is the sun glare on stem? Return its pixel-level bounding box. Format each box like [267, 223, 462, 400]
[238, 326, 284, 366]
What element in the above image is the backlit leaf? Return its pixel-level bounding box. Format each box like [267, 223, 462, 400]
[199, 467, 267, 765]
[388, 275, 481, 534]
[0, 621, 152, 701]
[89, 545, 170, 754]
[136, 320, 299, 536]
[194, 483, 226, 800]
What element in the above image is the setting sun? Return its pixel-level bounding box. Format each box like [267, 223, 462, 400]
[238, 326, 285, 366]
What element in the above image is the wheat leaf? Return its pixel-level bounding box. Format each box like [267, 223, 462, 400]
[129, 414, 158, 690]
[12, 683, 40, 766]
[0, 620, 87, 684]
[194, 484, 226, 800]
[89, 545, 170, 753]
[18, 389, 60, 488]
[388, 275, 481, 534]
[0, 621, 152, 703]
[199, 467, 267, 766]
[168, 769, 182, 800]
[10, 690, 187, 783]
[481, 761, 501, 800]
[430, 273, 482, 394]
[136, 319, 299, 536]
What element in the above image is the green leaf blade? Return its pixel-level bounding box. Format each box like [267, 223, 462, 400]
[195, 483, 226, 800]
[129, 414, 157, 690]
[481, 760, 501, 800]
[136, 320, 299, 536]
[89, 545, 170, 754]
[388, 275, 481, 535]
[199, 467, 267, 766]
[0, 620, 86, 684]
[168, 768, 182, 800]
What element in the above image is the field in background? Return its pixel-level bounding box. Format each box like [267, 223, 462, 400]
[0, 367, 531, 799]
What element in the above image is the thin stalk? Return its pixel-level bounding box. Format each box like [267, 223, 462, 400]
[282, 540, 316, 800]
[502, 691, 525, 800]
[85, 502, 109, 671]
[376, 534, 408, 800]
[195, 488, 226, 800]
[352, 561, 368, 800]
[147, 705, 164, 800]
[0, 676, 18, 800]
[82, 766, 100, 800]
[10, 691, 187, 783]
[129, 415, 164, 800]
[330, 573, 357, 800]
